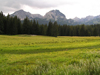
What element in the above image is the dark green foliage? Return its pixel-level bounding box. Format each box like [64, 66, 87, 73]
[52, 21, 58, 37]
[11, 16, 18, 35]
[30, 20, 40, 35]
[47, 21, 58, 37]
[23, 17, 31, 34]
[47, 21, 53, 36]
[93, 27, 98, 36]
[17, 18, 22, 34]
[36, 21, 40, 35]
[31, 20, 36, 34]
[0, 11, 4, 34]
[0, 13, 22, 35]
[40, 24, 47, 35]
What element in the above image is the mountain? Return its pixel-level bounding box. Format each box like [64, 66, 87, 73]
[73, 15, 100, 25]
[74, 16, 94, 22]
[11, 9, 100, 25]
[11, 10, 43, 20]
[44, 10, 66, 21]
[11, 9, 68, 25]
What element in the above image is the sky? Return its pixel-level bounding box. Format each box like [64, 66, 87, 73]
[0, 0, 100, 19]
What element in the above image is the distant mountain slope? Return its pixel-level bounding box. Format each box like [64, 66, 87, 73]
[11, 10, 43, 20]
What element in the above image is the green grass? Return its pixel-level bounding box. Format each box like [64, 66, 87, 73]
[0, 35, 100, 75]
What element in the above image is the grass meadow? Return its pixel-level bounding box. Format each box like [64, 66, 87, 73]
[0, 35, 100, 75]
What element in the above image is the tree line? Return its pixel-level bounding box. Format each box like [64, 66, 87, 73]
[0, 11, 100, 37]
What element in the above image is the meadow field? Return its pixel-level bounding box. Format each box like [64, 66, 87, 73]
[0, 35, 100, 75]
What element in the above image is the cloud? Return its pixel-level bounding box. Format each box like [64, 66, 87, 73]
[0, 0, 21, 13]
[1, 0, 100, 18]
[0, 0, 73, 13]
[19, 0, 73, 8]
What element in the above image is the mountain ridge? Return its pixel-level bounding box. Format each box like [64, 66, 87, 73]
[11, 9, 100, 25]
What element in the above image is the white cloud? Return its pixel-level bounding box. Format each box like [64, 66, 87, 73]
[1, 0, 100, 18]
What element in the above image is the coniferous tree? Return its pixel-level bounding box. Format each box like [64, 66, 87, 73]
[0, 11, 4, 34]
[80, 24, 85, 36]
[11, 16, 18, 35]
[3, 15, 7, 34]
[6, 14, 11, 34]
[52, 21, 58, 37]
[0, 11, 100, 36]
[36, 21, 40, 35]
[47, 21, 53, 36]
[40, 24, 47, 35]
[23, 17, 31, 34]
[31, 20, 36, 34]
[17, 18, 22, 34]
[76, 26, 81, 36]
[93, 27, 98, 36]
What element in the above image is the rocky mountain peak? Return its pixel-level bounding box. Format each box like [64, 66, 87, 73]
[73, 17, 80, 22]
[44, 10, 66, 21]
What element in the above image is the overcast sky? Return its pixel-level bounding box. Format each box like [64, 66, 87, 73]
[1, 0, 100, 19]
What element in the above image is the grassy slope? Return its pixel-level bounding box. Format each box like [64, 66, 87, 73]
[0, 35, 100, 75]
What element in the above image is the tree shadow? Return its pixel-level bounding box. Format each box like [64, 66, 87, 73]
[0, 44, 100, 54]
[0, 48, 67, 54]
